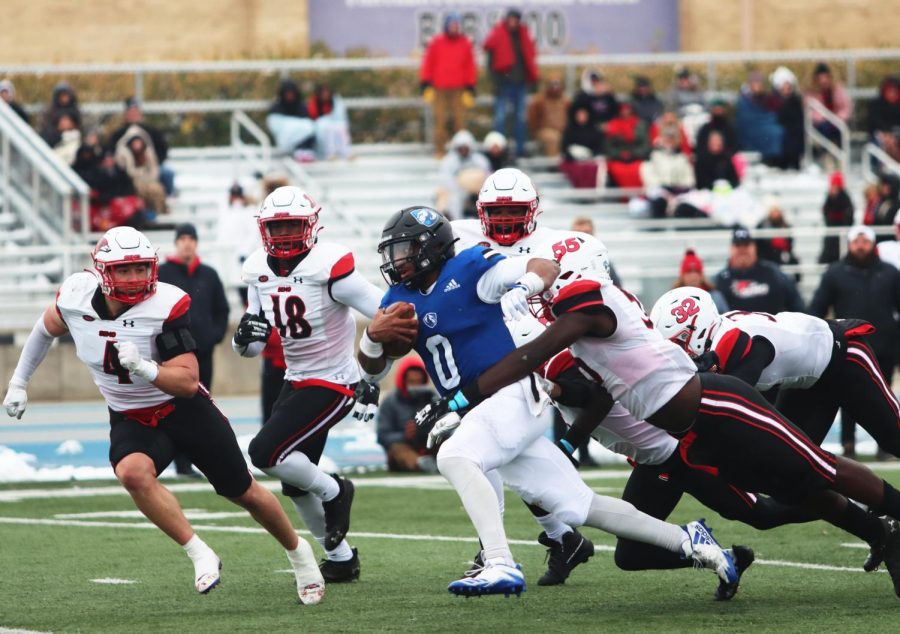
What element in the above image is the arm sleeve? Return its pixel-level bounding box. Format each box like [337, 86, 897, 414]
[330, 270, 383, 319]
[476, 252, 526, 303]
[10, 317, 56, 385]
[714, 330, 776, 387]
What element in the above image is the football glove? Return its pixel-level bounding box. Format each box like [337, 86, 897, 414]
[351, 381, 380, 422]
[500, 284, 531, 322]
[693, 350, 720, 373]
[234, 313, 272, 346]
[114, 342, 159, 381]
[3, 378, 28, 420]
[426, 411, 462, 450]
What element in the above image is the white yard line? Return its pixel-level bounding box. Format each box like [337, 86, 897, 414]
[0, 515, 880, 575]
[0, 628, 54, 634]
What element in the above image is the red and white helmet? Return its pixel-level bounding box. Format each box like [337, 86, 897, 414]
[92, 227, 158, 304]
[532, 235, 612, 321]
[649, 287, 722, 358]
[257, 185, 321, 258]
[476, 168, 541, 246]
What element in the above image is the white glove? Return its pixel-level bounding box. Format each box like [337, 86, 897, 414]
[3, 378, 28, 419]
[500, 284, 531, 322]
[114, 341, 159, 381]
[426, 411, 462, 450]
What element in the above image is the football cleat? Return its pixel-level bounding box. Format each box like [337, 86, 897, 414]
[194, 555, 222, 594]
[714, 545, 754, 601]
[463, 550, 485, 578]
[863, 516, 893, 573]
[880, 517, 900, 597]
[319, 548, 360, 583]
[322, 475, 355, 551]
[448, 560, 525, 598]
[682, 519, 740, 596]
[290, 539, 326, 605]
[537, 530, 595, 586]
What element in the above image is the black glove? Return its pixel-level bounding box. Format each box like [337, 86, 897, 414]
[693, 350, 720, 373]
[414, 384, 482, 430]
[351, 381, 380, 422]
[555, 438, 580, 468]
[234, 313, 272, 346]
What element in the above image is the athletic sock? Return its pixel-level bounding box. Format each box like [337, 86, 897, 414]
[526, 501, 572, 543]
[182, 534, 214, 561]
[262, 452, 339, 499]
[834, 499, 886, 546]
[438, 456, 514, 566]
[877, 480, 900, 521]
[584, 493, 685, 555]
[292, 495, 353, 560]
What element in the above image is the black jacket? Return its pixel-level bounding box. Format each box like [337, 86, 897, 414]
[694, 151, 739, 190]
[714, 259, 805, 314]
[809, 255, 900, 356]
[158, 258, 229, 353]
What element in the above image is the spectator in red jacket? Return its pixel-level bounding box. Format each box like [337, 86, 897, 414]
[483, 9, 538, 157]
[420, 13, 477, 156]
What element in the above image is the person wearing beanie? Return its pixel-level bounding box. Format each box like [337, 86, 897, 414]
[771, 66, 805, 170]
[0, 79, 30, 125]
[420, 12, 478, 157]
[811, 225, 900, 458]
[673, 248, 729, 312]
[157, 224, 230, 477]
[375, 356, 438, 473]
[820, 171, 854, 264]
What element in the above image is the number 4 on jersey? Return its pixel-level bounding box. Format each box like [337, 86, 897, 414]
[103, 341, 133, 384]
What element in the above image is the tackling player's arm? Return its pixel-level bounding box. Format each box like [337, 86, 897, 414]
[328, 251, 384, 319]
[475, 251, 560, 321]
[712, 329, 776, 387]
[3, 302, 69, 419]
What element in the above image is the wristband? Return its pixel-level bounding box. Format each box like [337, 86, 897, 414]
[558, 438, 575, 455]
[448, 391, 470, 412]
[514, 271, 545, 297]
[136, 359, 160, 382]
[359, 328, 385, 359]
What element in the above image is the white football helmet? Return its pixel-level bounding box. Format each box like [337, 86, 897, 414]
[649, 287, 722, 358]
[257, 185, 321, 258]
[532, 236, 612, 321]
[476, 168, 541, 246]
[92, 227, 158, 304]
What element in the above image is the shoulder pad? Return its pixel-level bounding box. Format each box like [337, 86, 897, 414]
[56, 272, 99, 310]
[241, 249, 270, 285]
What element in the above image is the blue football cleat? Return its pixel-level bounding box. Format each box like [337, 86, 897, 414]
[682, 519, 740, 596]
[448, 562, 525, 598]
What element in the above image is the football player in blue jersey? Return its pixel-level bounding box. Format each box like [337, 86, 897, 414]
[359, 206, 740, 599]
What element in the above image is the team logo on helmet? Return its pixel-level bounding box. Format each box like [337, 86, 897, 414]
[411, 207, 439, 227]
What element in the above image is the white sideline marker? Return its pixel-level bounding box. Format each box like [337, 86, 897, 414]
[0, 515, 879, 575]
[90, 578, 138, 585]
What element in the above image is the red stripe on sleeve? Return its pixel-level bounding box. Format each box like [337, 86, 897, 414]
[543, 350, 576, 381]
[554, 279, 602, 304]
[166, 294, 192, 322]
[714, 328, 747, 367]
[330, 252, 356, 282]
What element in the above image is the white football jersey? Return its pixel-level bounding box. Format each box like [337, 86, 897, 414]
[56, 272, 188, 412]
[453, 219, 608, 261]
[242, 241, 360, 384]
[558, 278, 697, 422]
[713, 311, 834, 391]
[878, 240, 900, 272]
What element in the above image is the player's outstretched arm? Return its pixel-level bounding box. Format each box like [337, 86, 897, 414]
[3, 305, 67, 419]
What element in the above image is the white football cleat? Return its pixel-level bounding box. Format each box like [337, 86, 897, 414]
[682, 519, 739, 592]
[291, 539, 326, 605]
[194, 555, 222, 594]
[448, 559, 525, 597]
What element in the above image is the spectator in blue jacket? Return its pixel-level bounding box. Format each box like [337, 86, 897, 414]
[736, 71, 783, 164]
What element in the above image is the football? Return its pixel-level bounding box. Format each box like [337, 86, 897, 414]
[382, 301, 418, 358]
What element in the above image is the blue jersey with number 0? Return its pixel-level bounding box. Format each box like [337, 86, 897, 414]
[381, 246, 516, 396]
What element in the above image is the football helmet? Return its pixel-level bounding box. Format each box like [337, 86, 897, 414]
[531, 235, 612, 321]
[476, 168, 541, 246]
[378, 206, 456, 289]
[92, 227, 158, 304]
[649, 287, 722, 358]
[257, 185, 321, 258]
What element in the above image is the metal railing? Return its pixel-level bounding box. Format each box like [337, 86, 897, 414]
[0, 99, 90, 248]
[804, 97, 850, 173]
[230, 110, 272, 179]
[862, 142, 900, 182]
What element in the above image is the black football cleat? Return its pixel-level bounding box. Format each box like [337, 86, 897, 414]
[863, 516, 894, 573]
[714, 545, 754, 601]
[537, 530, 595, 586]
[880, 518, 900, 597]
[464, 550, 485, 578]
[319, 547, 360, 583]
[322, 475, 355, 551]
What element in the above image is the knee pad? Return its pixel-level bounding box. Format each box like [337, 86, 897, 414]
[247, 436, 269, 470]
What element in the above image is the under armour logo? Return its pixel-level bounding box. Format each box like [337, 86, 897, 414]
[518, 246, 531, 254]
[293, 276, 303, 283]
[122, 319, 135, 327]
